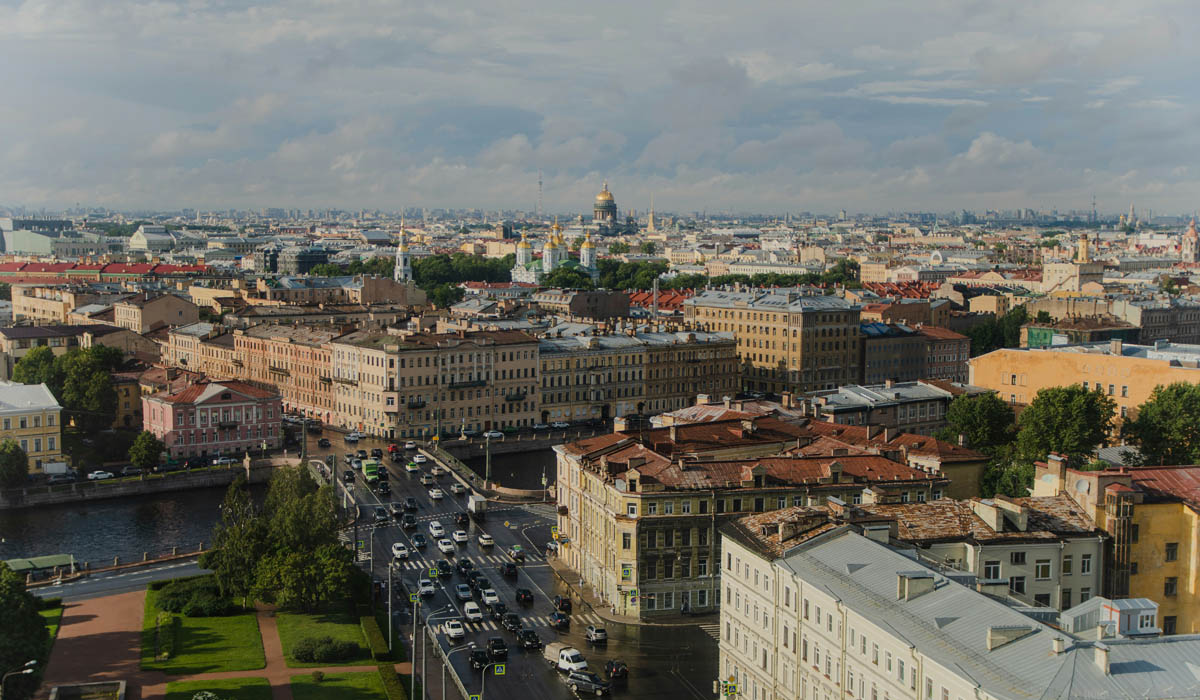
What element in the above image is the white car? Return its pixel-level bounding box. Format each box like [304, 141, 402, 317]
[450, 483, 466, 495]
[419, 474, 435, 485]
[483, 430, 504, 439]
[348, 431, 366, 440]
[212, 456, 237, 466]
[551, 421, 570, 429]
[404, 441, 418, 450]
[429, 521, 445, 537]
[413, 454, 427, 464]
[405, 462, 420, 474]
[418, 579, 436, 596]
[443, 619, 465, 640]
[87, 470, 114, 481]
[463, 602, 483, 622]
[481, 588, 500, 605]
[391, 543, 410, 559]
[429, 488, 445, 500]
[437, 538, 455, 554]
[478, 533, 494, 547]
[430, 465, 445, 476]
[451, 529, 468, 543]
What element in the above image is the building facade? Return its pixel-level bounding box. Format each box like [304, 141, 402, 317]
[142, 380, 282, 459]
[0, 382, 62, 471]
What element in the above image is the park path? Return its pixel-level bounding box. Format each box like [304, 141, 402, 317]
[40, 592, 413, 700]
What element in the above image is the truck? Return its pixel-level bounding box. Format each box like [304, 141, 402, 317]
[543, 642, 588, 673]
[468, 494, 487, 520]
[42, 462, 71, 476]
[362, 459, 380, 484]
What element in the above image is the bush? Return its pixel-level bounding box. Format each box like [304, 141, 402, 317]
[378, 663, 408, 700]
[292, 635, 360, 663]
[157, 576, 236, 617]
[39, 596, 63, 610]
[360, 615, 389, 661]
[310, 671, 325, 683]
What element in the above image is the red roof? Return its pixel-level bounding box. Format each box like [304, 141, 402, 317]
[155, 379, 279, 404]
[0, 263, 27, 272]
[103, 263, 153, 274]
[1128, 465, 1200, 510]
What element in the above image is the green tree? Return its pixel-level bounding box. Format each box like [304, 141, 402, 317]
[263, 467, 339, 554]
[639, 241, 658, 255]
[965, 305, 1028, 356]
[934, 393, 1015, 454]
[58, 350, 117, 432]
[607, 241, 630, 255]
[426, 283, 464, 308]
[0, 439, 29, 488]
[1015, 385, 1116, 466]
[660, 273, 709, 290]
[12, 346, 62, 394]
[0, 561, 48, 700]
[0, 283, 10, 301]
[252, 544, 353, 611]
[568, 237, 583, 252]
[309, 263, 348, 277]
[542, 267, 595, 290]
[128, 431, 164, 471]
[200, 477, 266, 606]
[1121, 382, 1200, 465]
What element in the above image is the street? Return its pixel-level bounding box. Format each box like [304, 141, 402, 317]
[29, 560, 209, 601]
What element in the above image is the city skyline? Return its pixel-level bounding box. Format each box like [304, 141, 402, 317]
[3, 1, 1198, 214]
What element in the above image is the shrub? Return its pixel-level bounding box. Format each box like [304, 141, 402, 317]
[311, 671, 325, 683]
[360, 615, 389, 661]
[292, 635, 360, 663]
[39, 596, 63, 610]
[378, 663, 408, 700]
[157, 576, 235, 617]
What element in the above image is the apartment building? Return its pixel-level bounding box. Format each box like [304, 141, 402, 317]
[143, 379, 282, 459]
[0, 381, 62, 471]
[969, 339, 1200, 421]
[0, 325, 157, 380]
[801, 379, 989, 436]
[718, 523, 1198, 700]
[684, 289, 861, 393]
[232, 324, 344, 422]
[11, 285, 123, 325]
[1034, 455, 1200, 634]
[917, 325, 970, 382]
[113, 293, 200, 333]
[553, 416, 948, 619]
[859, 322, 926, 385]
[530, 289, 629, 319]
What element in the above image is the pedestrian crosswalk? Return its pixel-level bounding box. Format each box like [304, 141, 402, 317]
[392, 553, 540, 570]
[697, 623, 720, 641]
[458, 612, 606, 633]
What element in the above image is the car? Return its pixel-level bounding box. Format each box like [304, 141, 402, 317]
[405, 462, 419, 474]
[554, 595, 573, 613]
[391, 543, 410, 559]
[566, 670, 610, 696]
[454, 583, 472, 601]
[413, 454, 427, 464]
[429, 488, 445, 500]
[463, 602, 483, 622]
[501, 612, 522, 633]
[517, 628, 542, 649]
[373, 507, 388, 524]
[455, 558, 475, 575]
[390, 452, 404, 463]
[404, 497, 418, 510]
[498, 562, 517, 578]
[545, 540, 560, 553]
[370, 448, 383, 458]
[428, 521, 445, 537]
[212, 456, 237, 466]
[343, 433, 360, 443]
[550, 612, 570, 629]
[436, 559, 453, 577]
[412, 533, 427, 548]
[470, 648, 490, 670]
[376, 481, 391, 496]
[389, 502, 404, 518]
[507, 545, 525, 562]
[483, 430, 504, 439]
[486, 637, 508, 660]
[377, 469, 389, 482]
[402, 514, 417, 529]
[356, 449, 368, 459]
[478, 533, 494, 547]
[430, 465, 445, 476]
[481, 588, 500, 605]
[317, 438, 331, 448]
[488, 601, 508, 621]
[437, 538, 455, 554]
[87, 470, 114, 481]
[551, 421, 570, 429]
[388, 443, 400, 453]
[461, 429, 479, 438]
[452, 529, 468, 544]
[515, 588, 534, 605]
[418, 579, 436, 596]
[533, 423, 550, 430]
[48, 473, 77, 484]
[351, 459, 362, 471]
[450, 483, 466, 495]
[343, 453, 355, 465]
[443, 619, 465, 640]
[405, 441, 418, 450]
[419, 473, 434, 486]
[342, 470, 355, 483]
[455, 512, 470, 528]
[585, 625, 608, 644]
[604, 660, 628, 680]
[470, 576, 492, 593]
[121, 466, 143, 477]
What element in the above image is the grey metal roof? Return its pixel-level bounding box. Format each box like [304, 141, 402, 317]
[684, 289, 859, 312]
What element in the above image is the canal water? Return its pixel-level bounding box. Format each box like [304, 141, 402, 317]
[463, 449, 556, 490]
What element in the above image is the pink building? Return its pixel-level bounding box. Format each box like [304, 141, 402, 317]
[142, 380, 283, 459]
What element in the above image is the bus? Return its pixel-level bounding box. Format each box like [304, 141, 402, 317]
[362, 459, 380, 484]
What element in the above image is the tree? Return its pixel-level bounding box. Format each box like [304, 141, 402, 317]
[607, 241, 630, 255]
[0, 439, 28, 488]
[201, 477, 266, 606]
[639, 241, 657, 255]
[1015, 385, 1116, 467]
[12, 346, 61, 394]
[0, 562, 48, 700]
[568, 236, 582, 252]
[1121, 382, 1200, 465]
[542, 267, 595, 290]
[966, 305, 1028, 356]
[128, 431, 164, 471]
[310, 263, 348, 277]
[934, 393, 1015, 454]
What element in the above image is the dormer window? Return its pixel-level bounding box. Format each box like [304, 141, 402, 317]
[628, 479, 637, 491]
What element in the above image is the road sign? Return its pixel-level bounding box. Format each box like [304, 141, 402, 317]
[408, 593, 418, 603]
[504, 520, 510, 527]
[550, 526, 558, 535]
[428, 568, 437, 577]
[470, 696, 480, 700]
[494, 664, 506, 676]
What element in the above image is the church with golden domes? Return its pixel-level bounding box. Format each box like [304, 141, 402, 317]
[511, 217, 598, 284]
[593, 181, 617, 226]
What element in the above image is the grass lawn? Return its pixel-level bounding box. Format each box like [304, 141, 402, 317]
[291, 671, 385, 700]
[164, 677, 273, 700]
[275, 606, 373, 668]
[40, 606, 64, 645]
[141, 586, 266, 675]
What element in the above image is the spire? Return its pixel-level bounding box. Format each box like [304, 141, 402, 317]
[647, 194, 656, 232]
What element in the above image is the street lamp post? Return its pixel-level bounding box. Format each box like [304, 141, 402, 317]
[1, 661, 37, 700]
[480, 661, 502, 700]
[422, 607, 458, 700]
[443, 643, 474, 700]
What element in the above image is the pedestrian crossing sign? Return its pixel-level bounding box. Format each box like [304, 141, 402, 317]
[429, 567, 438, 577]
[550, 525, 558, 535]
[470, 696, 480, 700]
[494, 664, 505, 676]
[408, 593, 418, 602]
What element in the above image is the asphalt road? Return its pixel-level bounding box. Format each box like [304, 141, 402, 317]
[29, 560, 209, 601]
[313, 433, 719, 700]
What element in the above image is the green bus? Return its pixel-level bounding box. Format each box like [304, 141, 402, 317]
[362, 459, 380, 484]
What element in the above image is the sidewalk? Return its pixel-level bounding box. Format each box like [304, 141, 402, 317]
[546, 555, 714, 627]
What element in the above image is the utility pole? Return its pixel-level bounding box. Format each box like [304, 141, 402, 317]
[484, 433, 491, 487]
[387, 563, 394, 651]
[410, 597, 420, 700]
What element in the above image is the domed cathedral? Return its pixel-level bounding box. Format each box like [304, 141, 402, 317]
[510, 217, 598, 284]
[593, 181, 618, 226]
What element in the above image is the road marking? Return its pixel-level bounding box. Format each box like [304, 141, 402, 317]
[697, 623, 720, 641]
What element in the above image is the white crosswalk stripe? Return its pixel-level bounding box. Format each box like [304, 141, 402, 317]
[698, 623, 720, 641]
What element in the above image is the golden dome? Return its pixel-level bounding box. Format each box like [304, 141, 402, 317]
[581, 234, 594, 249]
[551, 216, 563, 233]
[544, 235, 558, 249]
[595, 181, 614, 202]
[517, 233, 532, 249]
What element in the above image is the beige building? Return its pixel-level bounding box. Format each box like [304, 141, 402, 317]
[11, 285, 119, 325]
[233, 324, 344, 421]
[113, 293, 199, 333]
[0, 381, 63, 471]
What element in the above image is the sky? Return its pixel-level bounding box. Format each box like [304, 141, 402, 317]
[1, 0, 1198, 215]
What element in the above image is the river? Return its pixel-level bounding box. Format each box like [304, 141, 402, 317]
[463, 449, 556, 490]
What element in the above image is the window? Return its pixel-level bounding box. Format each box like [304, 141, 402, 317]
[1164, 577, 1178, 597]
[697, 589, 707, 607]
[19, 417, 26, 429]
[1121, 385, 1128, 397]
[681, 500, 691, 514]
[1130, 524, 1139, 543]
[627, 503, 636, 516]
[48, 437, 54, 450]
[872, 643, 878, 665]
[1062, 555, 1073, 575]
[1034, 593, 1051, 607]
[622, 533, 631, 549]
[1035, 560, 1051, 580]
[1009, 576, 1026, 595]
[643, 593, 656, 610]
[1010, 551, 1026, 565]
[698, 558, 708, 577]
[2, 419, 8, 430]
[1166, 542, 1179, 562]
[647, 502, 658, 515]
[1130, 562, 1138, 575]
[663, 501, 674, 515]
[1080, 587, 1091, 602]
[1061, 589, 1071, 608]
[984, 560, 1000, 579]
[1138, 613, 1155, 629]
[1163, 616, 1177, 635]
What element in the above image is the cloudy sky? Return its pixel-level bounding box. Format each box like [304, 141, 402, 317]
[2, 0, 1197, 215]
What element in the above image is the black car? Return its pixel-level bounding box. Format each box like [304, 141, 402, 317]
[550, 611, 570, 629]
[356, 449, 368, 459]
[435, 560, 453, 577]
[465, 570, 485, 589]
[390, 452, 404, 463]
[412, 533, 427, 548]
[342, 470, 356, 483]
[373, 507, 388, 524]
[604, 660, 628, 680]
[456, 558, 475, 576]
[554, 595, 573, 613]
[488, 602, 508, 621]
[317, 438, 331, 448]
[377, 469, 389, 482]
[517, 628, 542, 649]
[486, 637, 508, 660]
[470, 575, 492, 593]
[470, 649, 490, 670]
[376, 481, 391, 496]
[404, 497, 418, 511]
[402, 513, 417, 529]
[566, 671, 609, 696]
[498, 562, 518, 578]
[501, 612, 522, 632]
[390, 502, 404, 518]
[515, 588, 534, 605]
[370, 448, 383, 458]
[454, 512, 470, 528]
[121, 466, 144, 477]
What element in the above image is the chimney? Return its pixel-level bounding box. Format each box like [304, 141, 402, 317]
[1109, 338, 1123, 355]
[885, 378, 894, 389]
[1052, 637, 1066, 655]
[1094, 643, 1110, 674]
[696, 394, 711, 406]
[780, 391, 794, 409]
[669, 425, 678, 443]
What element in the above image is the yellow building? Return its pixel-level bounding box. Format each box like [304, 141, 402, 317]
[1034, 455, 1200, 634]
[0, 381, 63, 471]
[969, 340, 1200, 421]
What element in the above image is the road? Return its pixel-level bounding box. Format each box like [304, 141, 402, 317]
[29, 560, 209, 601]
[312, 433, 719, 700]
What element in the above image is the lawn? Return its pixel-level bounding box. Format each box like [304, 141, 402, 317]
[141, 586, 266, 675]
[165, 677, 273, 700]
[40, 606, 64, 646]
[291, 672, 386, 700]
[275, 606, 373, 668]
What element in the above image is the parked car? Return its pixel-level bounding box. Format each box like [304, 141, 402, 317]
[554, 595, 573, 613]
[584, 625, 608, 644]
[566, 670, 610, 696]
[533, 423, 550, 430]
[455, 583, 473, 601]
[48, 473, 77, 484]
[461, 429, 479, 438]
[443, 619, 465, 640]
[437, 538, 455, 554]
[517, 628, 543, 649]
[470, 648, 490, 670]
[418, 579, 436, 596]
[501, 612, 522, 633]
[463, 601, 483, 622]
[87, 470, 114, 481]
[120, 466, 143, 477]
[317, 438, 331, 447]
[391, 543, 410, 559]
[515, 588, 534, 605]
[212, 456, 237, 466]
[483, 430, 504, 439]
[551, 421, 570, 429]
[486, 637, 508, 660]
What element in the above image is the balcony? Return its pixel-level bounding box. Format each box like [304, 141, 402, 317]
[407, 399, 427, 409]
[505, 391, 527, 402]
[448, 379, 486, 390]
[217, 420, 238, 429]
[332, 375, 356, 385]
[318, 375, 332, 384]
[268, 365, 289, 376]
